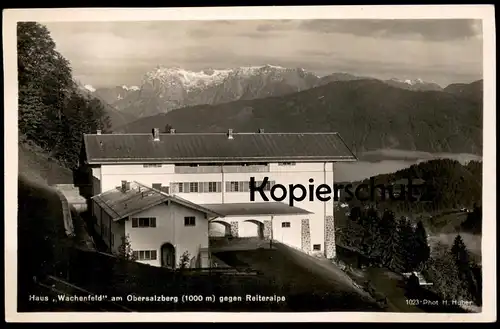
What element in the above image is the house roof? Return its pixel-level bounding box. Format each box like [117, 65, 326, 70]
[200, 202, 313, 217]
[91, 181, 222, 221]
[83, 132, 357, 164]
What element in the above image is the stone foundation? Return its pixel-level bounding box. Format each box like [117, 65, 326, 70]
[324, 215, 336, 259]
[301, 218, 311, 253]
[230, 221, 239, 238]
[263, 220, 272, 239]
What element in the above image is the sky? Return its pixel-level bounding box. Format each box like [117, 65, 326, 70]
[42, 19, 483, 89]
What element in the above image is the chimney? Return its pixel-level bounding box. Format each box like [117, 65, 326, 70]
[258, 128, 265, 133]
[227, 129, 234, 140]
[121, 180, 128, 192]
[96, 130, 102, 135]
[152, 128, 160, 141]
[169, 128, 176, 134]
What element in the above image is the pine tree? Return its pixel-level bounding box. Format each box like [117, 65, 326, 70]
[379, 210, 404, 271]
[178, 251, 191, 269]
[359, 207, 382, 261]
[451, 234, 473, 299]
[423, 246, 462, 300]
[397, 217, 418, 272]
[413, 220, 431, 270]
[117, 234, 136, 261]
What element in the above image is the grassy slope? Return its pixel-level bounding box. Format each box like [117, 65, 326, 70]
[18, 138, 74, 185]
[214, 244, 381, 311]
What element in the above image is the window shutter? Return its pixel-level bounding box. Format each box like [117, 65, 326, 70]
[151, 218, 156, 227]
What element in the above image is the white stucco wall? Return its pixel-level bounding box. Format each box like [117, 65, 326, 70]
[208, 214, 304, 246]
[124, 202, 209, 268]
[95, 161, 337, 253]
[91, 167, 101, 196]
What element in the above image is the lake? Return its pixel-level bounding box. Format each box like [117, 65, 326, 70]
[335, 149, 482, 182]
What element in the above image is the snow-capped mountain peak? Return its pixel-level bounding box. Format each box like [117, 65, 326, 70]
[142, 64, 308, 92]
[84, 84, 96, 92]
[143, 66, 234, 92]
[121, 85, 140, 91]
[403, 78, 424, 85]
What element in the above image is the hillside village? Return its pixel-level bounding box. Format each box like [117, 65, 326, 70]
[17, 21, 483, 313]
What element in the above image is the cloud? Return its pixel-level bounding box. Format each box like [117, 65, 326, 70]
[299, 19, 482, 41]
[255, 21, 297, 32]
[187, 28, 213, 38]
[42, 19, 483, 88]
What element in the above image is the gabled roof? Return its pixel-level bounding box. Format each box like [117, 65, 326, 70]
[91, 181, 223, 221]
[83, 132, 357, 164]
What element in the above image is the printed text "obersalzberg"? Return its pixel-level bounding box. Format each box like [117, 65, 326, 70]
[249, 177, 426, 207]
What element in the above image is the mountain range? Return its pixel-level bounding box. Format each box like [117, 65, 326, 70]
[86, 65, 456, 121]
[113, 78, 483, 155]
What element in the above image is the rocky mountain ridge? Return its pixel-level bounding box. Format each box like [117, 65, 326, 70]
[87, 65, 452, 118]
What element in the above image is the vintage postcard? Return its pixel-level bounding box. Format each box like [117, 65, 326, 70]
[4, 5, 496, 322]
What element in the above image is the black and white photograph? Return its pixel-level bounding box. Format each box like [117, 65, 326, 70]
[4, 5, 496, 322]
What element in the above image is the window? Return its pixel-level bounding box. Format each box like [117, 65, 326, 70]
[226, 180, 275, 192]
[133, 250, 157, 260]
[171, 182, 221, 193]
[313, 244, 321, 251]
[143, 164, 162, 168]
[189, 182, 199, 193]
[278, 162, 296, 166]
[160, 186, 170, 194]
[184, 216, 196, 226]
[152, 183, 162, 190]
[264, 180, 274, 191]
[132, 217, 156, 228]
[282, 222, 291, 228]
[208, 182, 218, 192]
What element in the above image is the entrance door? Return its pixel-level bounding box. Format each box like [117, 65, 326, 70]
[161, 243, 176, 269]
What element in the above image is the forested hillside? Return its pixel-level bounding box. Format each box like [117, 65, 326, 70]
[17, 22, 111, 169]
[116, 79, 483, 155]
[341, 159, 482, 214]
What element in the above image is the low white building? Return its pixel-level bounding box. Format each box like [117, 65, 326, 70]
[91, 181, 221, 268]
[82, 128, 357, 267]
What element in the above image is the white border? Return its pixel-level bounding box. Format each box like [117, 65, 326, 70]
[3, 5, 496, 323]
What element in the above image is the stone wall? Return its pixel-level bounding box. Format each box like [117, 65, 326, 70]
[324, 215, 336, 259]
[230, 221, 239, 238]
[301, 218, 311, 253]
[263, 220, 272, 239]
